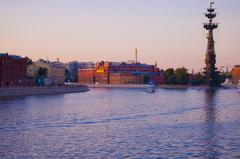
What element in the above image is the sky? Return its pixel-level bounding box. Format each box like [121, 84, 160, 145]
[0, 0, 240, 72]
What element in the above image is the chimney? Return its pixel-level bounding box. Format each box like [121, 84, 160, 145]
[135, 48, 138, 64]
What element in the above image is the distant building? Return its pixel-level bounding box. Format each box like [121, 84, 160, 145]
[69, 61, 94, 82]
[0, 53, 27, 87]
[109, 72, 143, 84]
[78, 61, 164, 85]
[78, 69, 95, 84]
[232, 65, 240, 85]
[27, 59, 65, 85]
[95, 61, 110, 84]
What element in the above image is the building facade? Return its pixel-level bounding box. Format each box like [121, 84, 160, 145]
[109, 73, 143, 84]
[69, 61, 94, 82]
[0, 53, 27, 87]
[78, 69, 95, 84]
[232, 65, 240, 85]
[78, 61, 164, 85]
[95, 61, 110, 84]
[27, 59, 65, 85]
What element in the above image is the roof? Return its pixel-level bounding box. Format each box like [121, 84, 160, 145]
[10, 55, 22, 60]
[0, 53, 23, 61]
[234, 65, 240, 68]
[0, 53, 7, 57]
[110, 63, 154, 68]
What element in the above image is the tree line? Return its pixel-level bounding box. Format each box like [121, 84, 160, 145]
[163, 67, 226, 85]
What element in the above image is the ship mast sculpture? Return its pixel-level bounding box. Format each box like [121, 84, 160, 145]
[203, 2, 220, 86]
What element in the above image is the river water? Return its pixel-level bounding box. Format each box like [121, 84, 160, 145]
[0, 88, 240, 158]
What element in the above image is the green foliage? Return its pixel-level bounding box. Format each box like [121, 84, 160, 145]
[37, 67, 48, 77]
[175, 67, 189, 84]
[164, 67, 189, 85]
[190, 73, 205, 85]
[164, 68, 174, 78]
[164, 68, 176, 84]
[166, 75, 176, 84]
[65, 68, 71, 82]
[219, 74, 225, 84]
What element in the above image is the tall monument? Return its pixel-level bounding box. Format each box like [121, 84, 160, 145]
[203, 2, 220, 86]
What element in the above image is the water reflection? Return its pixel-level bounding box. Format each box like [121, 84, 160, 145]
[203, 89, 220, 159]
[0, 88, 240, 158]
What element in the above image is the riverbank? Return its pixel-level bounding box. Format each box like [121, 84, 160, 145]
[87, 84, 212, 89]
[0, 85, 89, 97]
[157, 84, 210, 89]
[87, 84, 149, 88]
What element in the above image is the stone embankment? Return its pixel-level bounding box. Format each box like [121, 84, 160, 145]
[0, 85, 89, 97]
[87, 84, 149, 88]
[87, 84, 211, 89]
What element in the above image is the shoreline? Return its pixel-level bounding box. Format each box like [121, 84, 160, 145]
[157, 84, 210, 89]
[1, 84, 235, 98]
[87, 84, 149, 88]
[87, 84, 210, 89]
[87, 84, 236, 89]
[0, 85, 89, 98]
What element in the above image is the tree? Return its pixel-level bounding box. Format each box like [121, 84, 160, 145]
[37, 67, 48, 77]
[175, 67, 189, 84]
[219, 74, 227, 84]
[164, 68, 176, 84]
[190, 73, 205, 85]
[65, 68, 71, 82]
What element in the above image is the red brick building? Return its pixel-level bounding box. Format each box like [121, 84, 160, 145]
[0, 53, 27, 87]
[110, 73, 143, 84]
[78, 61, 165, 85]
[109, 62, 156, 73]
[78, 69, 95, 84]
[232, 65, 240, 85]
[95, 61, 110, 84]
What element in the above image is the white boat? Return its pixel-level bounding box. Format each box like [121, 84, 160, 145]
[237, 81, 240, 92]
[145, 84, 156, 93]
[222, 78, 231, 87]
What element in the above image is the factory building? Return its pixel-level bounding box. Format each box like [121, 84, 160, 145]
[232, 65, 240, 85]
[0, 53, 27, 87]
[78, 61, 164, 85]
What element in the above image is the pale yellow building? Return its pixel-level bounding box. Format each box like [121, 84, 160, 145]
[27, 59, 65, 85]
[27, 64, 38, 78]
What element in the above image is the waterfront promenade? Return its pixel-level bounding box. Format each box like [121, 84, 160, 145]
[0, 86, 89, 97]
[87, 84, 149, 88]
[1, 84, 235, 98]
[87, 84, 211, 89]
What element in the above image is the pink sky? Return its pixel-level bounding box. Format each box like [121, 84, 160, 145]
[0, 0, 240, 72]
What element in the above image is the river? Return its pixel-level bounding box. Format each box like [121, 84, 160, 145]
[0, 88, 240, 158]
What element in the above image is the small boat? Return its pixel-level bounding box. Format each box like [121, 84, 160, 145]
[237, 81, 240, 92]
[145, 83, 156, 93]
[222, 78, 231, 87]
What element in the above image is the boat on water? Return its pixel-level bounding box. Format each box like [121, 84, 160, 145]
[237, 81, 240, 92]
[222, 78, 231, 87]
[145, 83, 156, 93]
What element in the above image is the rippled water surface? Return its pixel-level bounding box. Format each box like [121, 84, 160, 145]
[1, 88, 240, 158]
